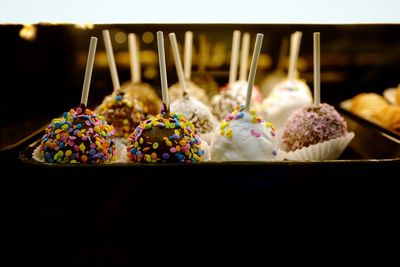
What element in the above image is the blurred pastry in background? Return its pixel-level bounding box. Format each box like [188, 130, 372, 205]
[350, 92, 400, 132]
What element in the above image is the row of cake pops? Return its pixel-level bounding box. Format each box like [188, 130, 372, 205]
[37, 30, 353, 163]
[94, 30, 309, 142]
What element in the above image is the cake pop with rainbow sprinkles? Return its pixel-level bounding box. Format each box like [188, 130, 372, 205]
[38, 37, 117, 163]
[95, 30, 147, 139]
[211, 34, 279, 161]
[127, 31, 205, 163]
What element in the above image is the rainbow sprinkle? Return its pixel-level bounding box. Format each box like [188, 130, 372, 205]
[219, 105, 275, 138]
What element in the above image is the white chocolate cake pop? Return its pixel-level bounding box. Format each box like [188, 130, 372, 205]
[259, 31, 312, 130]
[211, 105, 278, 161]
[259, 78, 312, 130]
[211, 34, 278, 161]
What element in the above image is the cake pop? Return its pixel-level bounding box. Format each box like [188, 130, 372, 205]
[282, 103, 348, 151]
[168, 32, 218, 137]
[211, 31, 262, 121]
[281, 33, 354, 160]
[39, 37, 117, 163]
[260, 37, 289, 98]
[96, 30, 147, 139]
[259, 31, 312, 131]
[211, 34, 279, 161]
[169, 31, 210, 105]
[120, 33, 161, 115]
[127, 31, 204, 163]
[190, 33, 219, 98]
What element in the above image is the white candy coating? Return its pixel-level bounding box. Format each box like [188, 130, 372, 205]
[259, 79, 312, 130]
[210, 106, 279, 161]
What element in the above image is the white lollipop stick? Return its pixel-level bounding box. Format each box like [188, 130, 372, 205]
[313, 32, 321, 106]
[245, 33, 264, 111]
[288, 31, 302, 82]
[239, 32, 250, 81]
[169, 33, 187, 94]
[102, 30, 120, 91]
[128, 33, 141, 84]
[157, 31, 169, 110]
[229, 30, 241, 87]
[184, 31, 193, 81]
[80, 37, 97, 106]
[277, 37, 289, 72]
[198, 33, 207, 72]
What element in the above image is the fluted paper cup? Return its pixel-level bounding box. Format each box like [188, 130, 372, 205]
[282, 132, 355, 161]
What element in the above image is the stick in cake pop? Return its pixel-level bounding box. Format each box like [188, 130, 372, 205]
[191, 33, 219, 97]
[210, 33, 279, 161]
[281, 32, 354, 160]
[158, 31, 170, 110]
[184, 31, 193, 81]
[229, 30, 241, 87]
[239, 32, 250, 81]
[95, 30, 146, 139]
[260, 37, 289, 97]
[126, 31, 204, 163]
[313, 32, 321, 106]
[259, 31, 312, 131]
[38, 37, 117, 163]
[129, 33, 141, 84]
[121, 32, 161, 115]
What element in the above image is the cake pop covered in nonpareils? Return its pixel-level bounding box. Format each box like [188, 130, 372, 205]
[127, 105, 204, 163]
[119, 33, 161, 115]
[38, 37, 117, 164]
[40, 106, 117, 163]
[95, 92, 147, 139]
[97, 30, 149, 139]
[126, 31, 205, 163]
[121, 81, 161, 115]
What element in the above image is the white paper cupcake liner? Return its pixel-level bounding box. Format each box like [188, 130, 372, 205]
[32, 145, 45, 163]
[200, 138, 211, 162]
[282, 132, 355, 161]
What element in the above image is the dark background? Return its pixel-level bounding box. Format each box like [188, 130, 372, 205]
[2, 24, 400, 266]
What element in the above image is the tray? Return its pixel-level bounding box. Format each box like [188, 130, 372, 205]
[5, 110, 399, 266]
